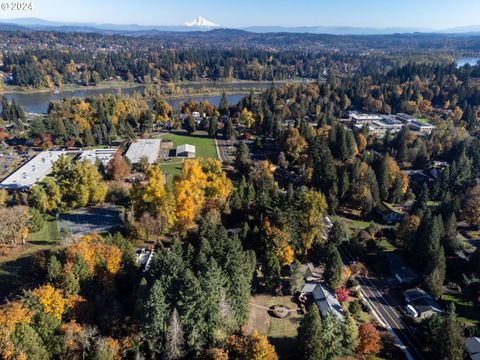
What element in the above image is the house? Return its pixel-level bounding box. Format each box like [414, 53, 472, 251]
[301, 282, 343, 319]
[404, 288, 443, 319]
[387, 254, 420, 285]
[176, 144, 196, 158]
[302, 263, 322, 282]
[376, 201, 405, 224]
[465, 337, 480, 360]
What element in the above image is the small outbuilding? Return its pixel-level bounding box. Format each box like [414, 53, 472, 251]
[176, 144, 196, 158]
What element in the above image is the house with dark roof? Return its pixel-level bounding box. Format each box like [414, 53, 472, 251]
[387, 254, 420, 285]
[300, 282, 343, 319]
[376, 201, 405, 224]
[404, 288, 443, 319]
[465, 337, 480, 360]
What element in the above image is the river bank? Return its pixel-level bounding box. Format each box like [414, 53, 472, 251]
[1, 78, 309, 95]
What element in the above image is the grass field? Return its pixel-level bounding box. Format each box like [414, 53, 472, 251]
[0, 217, 59, 298]
[334, 215, 374, 235]
[442, 294, 480, 325]
[157, 132, 218, 186]
[246, 294, 301, 360]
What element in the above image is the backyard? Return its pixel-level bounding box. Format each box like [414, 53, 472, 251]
[246, 294, 301, 360]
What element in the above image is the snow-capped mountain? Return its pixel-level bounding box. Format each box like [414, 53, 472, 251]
[184, 16, 219, 28]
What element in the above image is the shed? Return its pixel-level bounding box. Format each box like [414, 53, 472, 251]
[176, 144, 196, 158]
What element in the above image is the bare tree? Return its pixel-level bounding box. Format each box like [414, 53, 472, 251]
[0, 206, 31, 247]
[165, 308, 185, 360]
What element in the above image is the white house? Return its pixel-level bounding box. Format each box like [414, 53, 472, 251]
[176, 144, 196, 158]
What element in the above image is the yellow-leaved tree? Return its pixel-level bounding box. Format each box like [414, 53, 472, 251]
[203, 158, 233, 210]
[174, 159, 207, 229]
[131, 165, 177, 232]
[0, 301, 33, 359]
[298, 190, 328, 254]
[33, 284, 67, 319]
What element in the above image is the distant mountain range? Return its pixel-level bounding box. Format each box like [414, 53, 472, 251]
[2, 17, 480, 35]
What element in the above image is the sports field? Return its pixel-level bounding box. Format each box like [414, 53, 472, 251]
[157, 132, 218, 185]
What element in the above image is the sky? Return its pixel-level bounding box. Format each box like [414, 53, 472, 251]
[1, 0, 480, 29]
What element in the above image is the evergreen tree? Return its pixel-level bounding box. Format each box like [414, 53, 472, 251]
[208, 116, 218, 137]
[324, 245, 343, 290]
[377, 154, 390, 201]
[310, 136, 338, 193]
[321, 311, 344, 359]
[142, 280, 169, 352]
[438, 304, 464, 360]
[289, 259, 305, 295]
[341, 312, 359, 356]
[297, 305, 324, 360]
[223, 118, 234, 140]
[218, 93, 229, 116]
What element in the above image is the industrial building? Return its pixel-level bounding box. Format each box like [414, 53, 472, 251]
[0, 150, 68, 190]
[125, 139, 162, 164]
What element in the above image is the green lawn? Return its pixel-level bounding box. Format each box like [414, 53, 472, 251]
[159, 132, 218, 159]
[442, 294, 480, 325]
[246, 294, 301, 360]
[158, 132, 218, 186]
[0, 217, 59, 298]
[334, 215, 374, 235]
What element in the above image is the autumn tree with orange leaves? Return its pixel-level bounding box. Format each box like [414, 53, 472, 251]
[356, 323, 381, 355]
[227, 329, 278, 360]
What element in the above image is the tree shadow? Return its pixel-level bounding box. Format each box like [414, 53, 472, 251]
[269, 336, 300, 360]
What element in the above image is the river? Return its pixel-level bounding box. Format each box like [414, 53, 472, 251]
[1, 81, 282, 114]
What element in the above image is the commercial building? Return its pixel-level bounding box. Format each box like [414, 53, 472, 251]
[125, 139, 162, 164]
[176, 144, 196, 158]
[79, 148, 117, 166]
[0, 150, 67, 190]
[395, 113, 435, 134]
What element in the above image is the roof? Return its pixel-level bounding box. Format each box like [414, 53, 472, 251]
[125, 139, 161, 164]
[466, 337, 480, 356]
[387, 254, 420, 284]
[79, 148, 117, 166]
[302, 282, 343, 319]
[176, 144, 196, 154]
[377, 201, 404, 215]
[0, 150, 68, 189]
[404, 287, 443, 315]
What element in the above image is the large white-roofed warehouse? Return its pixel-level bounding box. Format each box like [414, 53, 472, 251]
[0, 150, 68, 190]
[176, 144, 196, 158]
[125, 139, 162, 164]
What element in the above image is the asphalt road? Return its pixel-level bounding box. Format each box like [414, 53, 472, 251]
[215, 136, 235, 163]
[339, 245, 432, 360]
